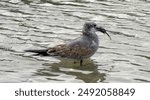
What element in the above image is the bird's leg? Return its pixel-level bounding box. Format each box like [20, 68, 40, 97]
[80, 59, 83, 66]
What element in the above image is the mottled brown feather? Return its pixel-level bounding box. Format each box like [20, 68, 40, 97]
[47, 44, 92, 59]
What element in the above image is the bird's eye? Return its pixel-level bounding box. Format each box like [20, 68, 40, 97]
[93, 24, 96, 27]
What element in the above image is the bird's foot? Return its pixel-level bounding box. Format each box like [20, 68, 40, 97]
[80, 60, 83, 66]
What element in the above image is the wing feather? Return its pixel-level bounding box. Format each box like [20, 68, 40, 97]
[47, 44, 92, 59]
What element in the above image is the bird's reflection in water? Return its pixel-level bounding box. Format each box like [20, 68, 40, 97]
[35, 59, 106, 83]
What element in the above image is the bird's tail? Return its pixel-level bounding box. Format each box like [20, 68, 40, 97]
[24, 49, 49, 56]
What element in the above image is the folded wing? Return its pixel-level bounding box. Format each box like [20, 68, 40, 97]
[47, 44, 92, 59]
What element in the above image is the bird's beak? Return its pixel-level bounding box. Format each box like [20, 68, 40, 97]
[96, 26, 111, 40]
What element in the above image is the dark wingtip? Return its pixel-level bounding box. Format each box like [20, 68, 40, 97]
[24, 49, 48, 56]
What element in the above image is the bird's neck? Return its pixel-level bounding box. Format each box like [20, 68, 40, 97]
[82, 31, 99, 45]
[90, 33, 99, 45]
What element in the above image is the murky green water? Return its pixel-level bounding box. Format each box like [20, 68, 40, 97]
[0, 0, 150, 83]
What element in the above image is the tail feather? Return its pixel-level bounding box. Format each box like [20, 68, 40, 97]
[25, 49, 48, 56]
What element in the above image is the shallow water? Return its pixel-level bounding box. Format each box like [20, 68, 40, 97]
[0, 0, 150, 83]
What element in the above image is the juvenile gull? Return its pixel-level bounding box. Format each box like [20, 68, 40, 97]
[25, 22, 111, 66]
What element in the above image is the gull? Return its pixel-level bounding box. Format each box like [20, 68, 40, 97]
[25, 22, 111, 66]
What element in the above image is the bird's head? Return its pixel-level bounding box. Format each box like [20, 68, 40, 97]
[82, 22, 111, 40]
